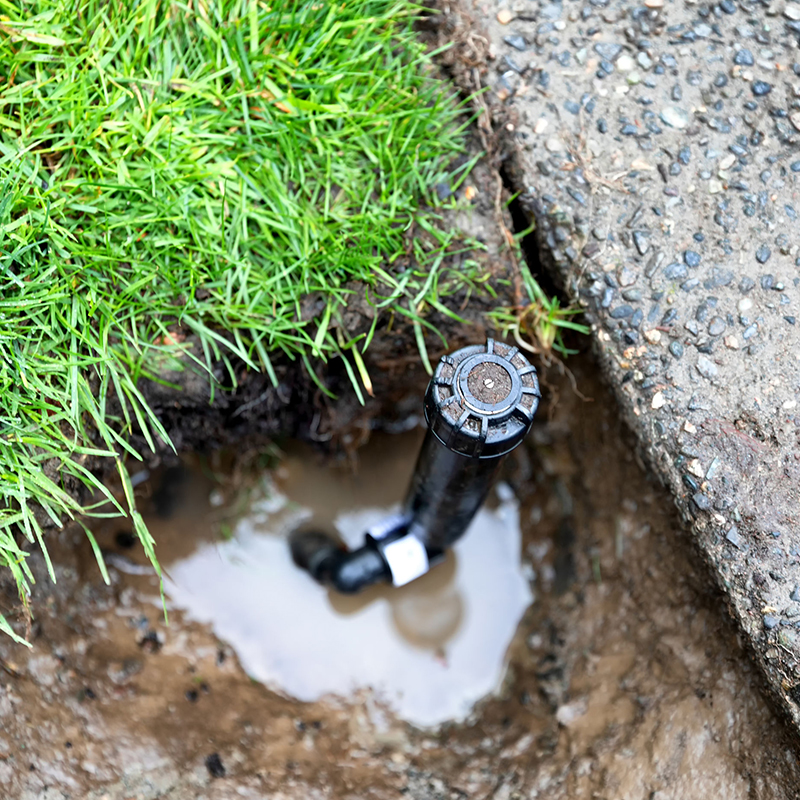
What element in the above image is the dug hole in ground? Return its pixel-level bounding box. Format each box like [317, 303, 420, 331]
[3, 346, 799, 799]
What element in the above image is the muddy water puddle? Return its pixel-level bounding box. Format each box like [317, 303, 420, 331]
[147, 431, 531, 727]
[2, 357, 800, 799]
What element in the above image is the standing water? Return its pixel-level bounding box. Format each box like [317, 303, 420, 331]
[150, 429, 532, 727]
[8, 358, 798, 798]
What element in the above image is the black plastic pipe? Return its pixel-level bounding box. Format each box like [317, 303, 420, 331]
[289, 339, 540, 593]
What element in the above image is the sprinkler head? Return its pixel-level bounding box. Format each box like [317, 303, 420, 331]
[288, 339, 540, 593]
[424, 339, 540, 458]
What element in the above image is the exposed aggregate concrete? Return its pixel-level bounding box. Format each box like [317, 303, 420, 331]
[435, 0, 800, 734]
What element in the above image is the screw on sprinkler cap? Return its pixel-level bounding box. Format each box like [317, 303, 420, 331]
[424, 339, 540, 459]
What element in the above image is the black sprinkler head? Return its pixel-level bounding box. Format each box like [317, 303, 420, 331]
[289, 339, 540, 593]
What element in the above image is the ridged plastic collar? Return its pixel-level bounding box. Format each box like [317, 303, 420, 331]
[424, 339, 540, 459]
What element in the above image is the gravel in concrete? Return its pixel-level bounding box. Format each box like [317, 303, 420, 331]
[448, 0, 800, 735]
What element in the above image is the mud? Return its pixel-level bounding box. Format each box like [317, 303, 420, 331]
[155, 434, 531, 728]
[0, 355, 797, 798]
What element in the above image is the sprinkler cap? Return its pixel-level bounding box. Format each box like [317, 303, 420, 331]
[424, 339, 540, 459]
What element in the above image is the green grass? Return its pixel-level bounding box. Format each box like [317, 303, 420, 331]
[489, 223, 589, 361]
[0, 0, 479, 642]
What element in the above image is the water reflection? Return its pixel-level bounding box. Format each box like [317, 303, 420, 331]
[155, 433, 532, 727]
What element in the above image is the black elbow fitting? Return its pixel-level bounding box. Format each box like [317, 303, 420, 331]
[289, 533, 392, 595]
[290, 339, 540, 593]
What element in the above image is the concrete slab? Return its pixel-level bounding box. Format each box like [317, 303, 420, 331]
[433, 0, 800, 732]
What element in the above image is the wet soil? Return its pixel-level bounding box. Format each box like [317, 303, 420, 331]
[1, 354, 798, 798]
[154, 433, 531, 728]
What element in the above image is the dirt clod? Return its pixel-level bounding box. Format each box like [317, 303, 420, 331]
[205, 753, 226, 779]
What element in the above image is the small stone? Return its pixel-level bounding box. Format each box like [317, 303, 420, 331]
[610, 304, 634, 319]
[791, 112, 800, 133]
[687, 458, 705, 478]
[786, 4, 800, 20]
[696, 355, 718, 380]
[693, 492, 711, 511]
[684, 250, 701, 268]
[743, 323, 758, 340]
[503, 35, 527, 51]
[719, 154, 736, 170]
[660, 106, 690, 129]
[763, 614, 779, 630]
[719, 0, 736, 12]
[708, 180, 724, 194]
[752, 80, 772, 96]
[545, 137, 564, 152]
[786, 603, 800, 618]
[791, 161, 800, 172]
[205, 753, 226, 779]
[534, 118, 548, 134]
[556, 699, 588, 727]
[734, 49, 754, 66]
[540, 3, 562, 19]
[598, 59, 614, 75]
[645, 0, 663, 6]
[632, 230, 650, 255]
[708, 317, 726, 336]
[760, 274, 774, 290]
[637, 52, 653, 70]
[724, 335, 740, 349]
[644, 329, 661, 343]
[664, 262, 688, 280]
[617, 54, 635, 72]
[669, 341, 684, 358]
[652, 391, 666, 409]
[739, 276, 755, 293]
[756, 244, 771, 264]
[434, 183, 452, 201]
[594, 42, 622, 61]
[726, 526, 742, 548]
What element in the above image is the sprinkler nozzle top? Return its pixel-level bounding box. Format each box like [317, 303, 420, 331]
[424, 339, 540, 459]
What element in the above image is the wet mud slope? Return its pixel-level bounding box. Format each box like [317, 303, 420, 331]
[1, 358, 799, 799]
[429, 0, 800, 733]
